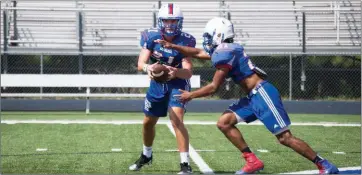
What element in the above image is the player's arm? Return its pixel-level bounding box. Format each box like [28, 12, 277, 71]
[165, 57, 192, 80]
[175, 57, 193, 79]
[137, 48, 152, 72]
[189, 67, 228, 98]
[175, 66, 229, 102]
[155, 39, 211, 60]
[172, 45, 210, 60]
[137, 48, 158, 78]
[176, 47, 234, 102]
[138, 29, 158, 74]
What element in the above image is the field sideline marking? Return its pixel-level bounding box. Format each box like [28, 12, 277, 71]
[166, 123, 214, 174]
[2, 119, 360, 127]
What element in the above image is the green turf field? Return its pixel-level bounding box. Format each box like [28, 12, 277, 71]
[1, 112, 360, 174]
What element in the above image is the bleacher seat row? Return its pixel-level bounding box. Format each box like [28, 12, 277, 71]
[1, 0, 361, 54]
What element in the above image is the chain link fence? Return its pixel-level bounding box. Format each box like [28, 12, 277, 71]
[1, 1, 360, 101]
[1, 53, 360, 101]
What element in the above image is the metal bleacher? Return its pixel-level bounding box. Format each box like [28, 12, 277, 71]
[226, 1, 302, 53]
[80, 1, 156, 54]
[4, 1, 77, 54]
[1, 0, 361, 54]
[295, 1, 361, 52]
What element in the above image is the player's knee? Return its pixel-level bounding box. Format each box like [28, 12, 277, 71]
[277, 130, 294, 146]
[217, 113, 237, 132]
[217, 119, 232, 132]
[143, 123, 155, 131]
[278, 136, 291, 146]
[171, 119, 184, 129]
[143, 117, 158, 129]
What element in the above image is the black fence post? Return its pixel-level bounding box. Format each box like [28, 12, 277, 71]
[301, 12, 306, 91]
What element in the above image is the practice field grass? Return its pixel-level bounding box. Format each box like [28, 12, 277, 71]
[1, 112, 360, 174]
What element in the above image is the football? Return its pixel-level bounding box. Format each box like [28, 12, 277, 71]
[151, 64, 170, 82]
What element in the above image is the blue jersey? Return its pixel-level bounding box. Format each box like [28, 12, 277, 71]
[211, 43, 257, 83]
[140, 28, 196, 117]
[212, 43, 291, 135]
[140, 28, 196, 68]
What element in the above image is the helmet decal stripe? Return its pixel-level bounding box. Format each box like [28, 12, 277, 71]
[168, 3, 173, 14]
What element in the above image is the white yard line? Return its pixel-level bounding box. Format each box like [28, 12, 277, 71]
[165, 149, 216, 152]
[36, 148, 47, 152]
[166, 123, 214, 174]
[111, 148, 122, 152]
[1, 119, 360, 127]
[332, 151, 346, 155]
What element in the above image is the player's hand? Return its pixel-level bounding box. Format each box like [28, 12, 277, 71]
[174, 89, 193, 103]
[164, 65, 177, 80]
[147, 62, 158, 72]
[147, 62, 158, 79]
[154, 39, 174, 49]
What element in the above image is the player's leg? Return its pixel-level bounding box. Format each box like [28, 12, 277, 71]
[170, 88, 192, 174]
[252, 82, 339, 174]
[276, 130, 318, 162]
[169, 107, 192, 174]
[275, 130, 338, 174]
[217, 103, 250, 153]
[129, 95, 169, 171]
[142, 114, 159, 156]
[218, 98, 264, 174]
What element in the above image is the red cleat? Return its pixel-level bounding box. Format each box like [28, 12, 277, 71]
[235, 153, 264, 174]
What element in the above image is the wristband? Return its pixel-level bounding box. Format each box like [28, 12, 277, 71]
[142, 64, 149, 73]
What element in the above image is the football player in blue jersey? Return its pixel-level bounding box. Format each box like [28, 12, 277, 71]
[128, 3, 196, 174]
[156, 17, 339, 174]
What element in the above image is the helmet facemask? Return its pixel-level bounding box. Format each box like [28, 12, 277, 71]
[158, 17, 183, 37]
[202, 17, 235, 55]
[157, 3, 183, 37]
[202, 30, 224, 55]
[202, 33, 216, 55]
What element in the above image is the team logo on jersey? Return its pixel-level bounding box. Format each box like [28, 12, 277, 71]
[160, 47, 172, 54]
[152, 51, 163, 58]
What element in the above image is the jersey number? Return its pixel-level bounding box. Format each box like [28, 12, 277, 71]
[168, 57, 174, 64]
[181, 33, 191, 38]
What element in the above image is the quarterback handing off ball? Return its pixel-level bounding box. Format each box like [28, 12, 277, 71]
[151, 63, 170, 82]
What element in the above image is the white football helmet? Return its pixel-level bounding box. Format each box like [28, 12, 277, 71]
[157, 3, 183, 36]
[202, 17, 235, 54]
